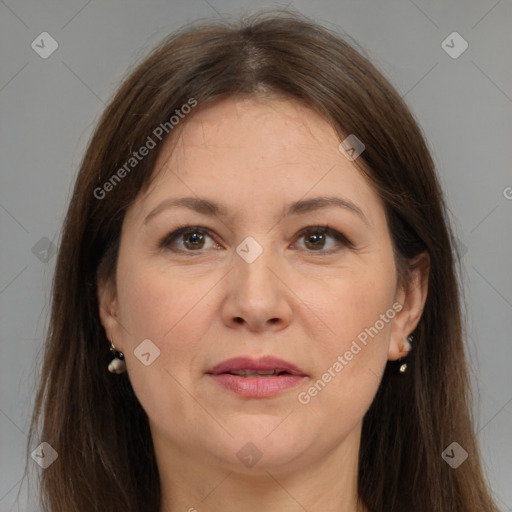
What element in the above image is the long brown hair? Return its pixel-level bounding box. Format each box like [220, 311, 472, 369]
[27, 10, 499, 512]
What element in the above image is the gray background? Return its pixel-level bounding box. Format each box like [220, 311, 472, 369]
[1, 0, 511, 510]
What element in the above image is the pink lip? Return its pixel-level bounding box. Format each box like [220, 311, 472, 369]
[206, 356, 308, 398]
[207, 356, 306, 376]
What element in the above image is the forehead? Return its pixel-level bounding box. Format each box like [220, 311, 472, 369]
[169, 96, 341, 163]
[131, 96, 384, 228]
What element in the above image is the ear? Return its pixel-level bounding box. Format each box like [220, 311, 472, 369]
[97, 277, 124, 351]
[388, 251, 430, 361]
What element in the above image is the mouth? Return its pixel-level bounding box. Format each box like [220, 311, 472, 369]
[222, 369, 295, 377]
[206, 356, 308, 398]
[206, 355, 307, 377]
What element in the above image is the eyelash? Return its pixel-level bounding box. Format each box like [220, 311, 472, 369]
[158, 224, 353, 255]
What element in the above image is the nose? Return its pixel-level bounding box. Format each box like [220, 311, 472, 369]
[220, 242, 293, 333]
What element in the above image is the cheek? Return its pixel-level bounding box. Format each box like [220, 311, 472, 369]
[312, 267, 397, 349]
[115, 257, 221, 377]
[116, 252, 197, 338]
[298, 266, 396, 412]
[114, 262, 210, 418]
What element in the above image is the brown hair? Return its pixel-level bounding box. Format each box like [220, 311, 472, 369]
[27, 10, 499, 512]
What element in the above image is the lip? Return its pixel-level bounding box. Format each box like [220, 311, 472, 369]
[207, 356, 307, 376]
[206, 356, 308, 398]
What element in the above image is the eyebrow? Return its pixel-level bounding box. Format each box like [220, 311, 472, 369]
[143, 195, 370, 226]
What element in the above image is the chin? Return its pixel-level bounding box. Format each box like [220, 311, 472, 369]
[209, 420, 311, 473]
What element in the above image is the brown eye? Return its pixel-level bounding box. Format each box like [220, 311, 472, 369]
[159, 224, 352, 255]
[295, 226, 352, 253]
[181, 230, 206, 250]
[304, 232, 327, 250]
[160, 227, 216, 252]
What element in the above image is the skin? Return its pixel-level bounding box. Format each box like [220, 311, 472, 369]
[98, 95, 429, 512]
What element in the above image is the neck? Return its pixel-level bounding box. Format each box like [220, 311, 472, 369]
[155, 423, 367, 512]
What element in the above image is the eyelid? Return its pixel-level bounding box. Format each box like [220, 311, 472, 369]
[293, 225, 354, 250]
[158, 224, 353, 253]
[158, 224, 219, 251]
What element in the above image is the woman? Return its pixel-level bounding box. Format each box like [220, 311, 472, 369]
[28, 10, 499, 512]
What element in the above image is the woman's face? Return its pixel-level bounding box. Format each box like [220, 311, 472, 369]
[99, 96, 420, 475]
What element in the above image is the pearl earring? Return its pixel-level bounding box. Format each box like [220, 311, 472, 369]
[399, 334, 414, 374]
[108, 341, 126, 374]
